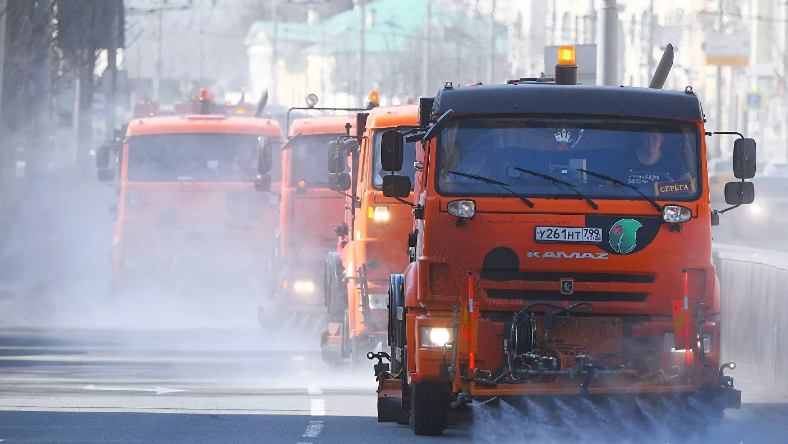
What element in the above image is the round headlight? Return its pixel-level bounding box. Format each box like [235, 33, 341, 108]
[305, 93, 319, 108]
[447, 200, 476, 219]
[663, 205, 691, 223]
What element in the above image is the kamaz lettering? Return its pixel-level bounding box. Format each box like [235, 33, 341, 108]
[527, 251, 608, 259]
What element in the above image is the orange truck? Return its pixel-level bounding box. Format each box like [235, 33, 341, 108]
[369, 46, 754, 435]
[262, 114, 355, 323]
[260, 94, 373, 326]
[321, 104, 420, 365]
[96, 90, 284, 299]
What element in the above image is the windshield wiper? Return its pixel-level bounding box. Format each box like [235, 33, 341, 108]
[513, 167, 598, 210]
[577, 168, 662, 212]
[448, 170, 534, 208]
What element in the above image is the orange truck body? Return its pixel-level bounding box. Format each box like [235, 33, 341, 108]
[266, 115, 355, 315]
[321, 104, 420, 363]
[374, 82, 745, 434]
[111, 114, 283, 295]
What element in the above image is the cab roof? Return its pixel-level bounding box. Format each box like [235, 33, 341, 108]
[366, 104, 419, 129]
[432, 84, 702, 121]
[288, 115, 355, 137]
[126, 115, 283, 137]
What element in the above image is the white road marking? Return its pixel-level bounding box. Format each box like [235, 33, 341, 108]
[302, 420, 324, 438]
[307, 385, 322, 395]
[83, 385, 185, 395]
[310, 399, 325, 416]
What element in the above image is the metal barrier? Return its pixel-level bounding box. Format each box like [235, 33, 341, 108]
[714, 244, 788, 396]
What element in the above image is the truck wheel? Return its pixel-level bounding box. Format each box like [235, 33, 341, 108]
[341, 309, 351, 359]
[325, 253, 346, 322]
[388, 274, 406, 372]
[410, 381, 447, 436]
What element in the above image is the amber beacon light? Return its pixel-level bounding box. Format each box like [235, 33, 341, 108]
[367, 90, 380, 109]
[555, 46, 578, 85]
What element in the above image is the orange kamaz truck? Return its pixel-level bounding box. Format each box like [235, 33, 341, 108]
[369, 46, 754, 435]
[321, 104, 420, 365]
[259, 93, 374, 327]
[261, 114, 355, 324]
[97, 90, 283, 299]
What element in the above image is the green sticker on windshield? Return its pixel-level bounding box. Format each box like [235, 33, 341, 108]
[609, 219, 642, 255]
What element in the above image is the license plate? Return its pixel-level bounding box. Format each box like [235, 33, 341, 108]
[535, 226, 602, 243]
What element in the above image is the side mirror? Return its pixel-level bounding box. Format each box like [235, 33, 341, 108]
[423, 109, 454, 142]
[381, 131, 404, 172]
[329, 172, 351, 191]
[382, 175, 411, 198]
[328, 140, 345, 174]
[257, 137, 272, 173]
[96, 146, 110, 169]
[733, 138, 756, 179]
[724, 181, 755, 205]
[255, 173, 272, 192]
[97, 168, 115, 182]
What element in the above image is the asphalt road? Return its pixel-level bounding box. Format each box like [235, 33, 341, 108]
[0, 327, 786, 444]
[0, 177, 786, 444]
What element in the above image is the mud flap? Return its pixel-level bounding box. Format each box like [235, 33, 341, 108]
[321, 322, 343, 365]
[377, 378, 408, 424]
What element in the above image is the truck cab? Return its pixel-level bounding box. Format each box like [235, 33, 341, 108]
[265, 115, 356, 320]
[373, 49, 755, 435]
[321, 104, 420, 365]
[98, 90, 283, 300]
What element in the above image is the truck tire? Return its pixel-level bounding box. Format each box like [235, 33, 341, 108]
[409, 381, 447, 436]
[341, 309, 351, 359]
[325, 253, 347, 322]
[388, 274, 406, 371]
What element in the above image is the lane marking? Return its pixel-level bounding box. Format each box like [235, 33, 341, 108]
[310, 399, 325, 416]
[307, 385, 322, 395]
[83, 385, 185, 395]
[302, 421, 323, 438]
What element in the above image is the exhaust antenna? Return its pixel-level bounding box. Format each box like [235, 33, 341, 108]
[253, 89, 269, 117]
[649, 44, 674, 89]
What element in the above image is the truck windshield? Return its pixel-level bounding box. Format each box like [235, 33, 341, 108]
[372, 128, 418, 190]
[436, 117, 700, 200]
[127, 133, 279, 183]
[289, 134, 345, 187]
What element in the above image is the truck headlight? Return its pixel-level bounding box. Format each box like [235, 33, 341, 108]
[663, 205, 691, 223]
[447, 200, 475, 219]
[368, 293, 388, 310]
[293, 280, 315, 293]
[370, 206, 389, 221]
[420, 327, 452, 348]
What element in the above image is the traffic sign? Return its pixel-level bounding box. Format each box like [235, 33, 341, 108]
[746, 92, 762, 110]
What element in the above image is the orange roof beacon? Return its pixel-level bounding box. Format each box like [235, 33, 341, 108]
[321, 104, 420, 366]
[258, 94, 372, 327]
[96, 89, 284, 301]
[367, 46, 754, 435]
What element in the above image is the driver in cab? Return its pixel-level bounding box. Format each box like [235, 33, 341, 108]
[626, 130, 694, 187]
